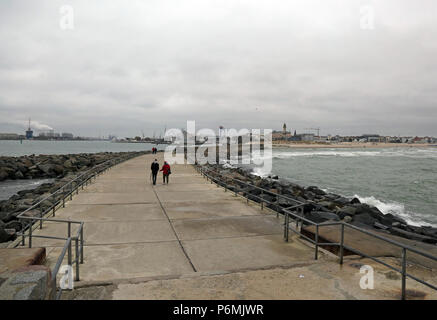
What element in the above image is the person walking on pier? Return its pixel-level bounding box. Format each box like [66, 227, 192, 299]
[160, 161, 171, 184]
[150, 159, 159, 185]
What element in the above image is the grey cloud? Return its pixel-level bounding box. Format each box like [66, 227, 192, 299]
[0, 0, 436, 137]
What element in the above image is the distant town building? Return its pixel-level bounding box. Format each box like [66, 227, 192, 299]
[300, 133, 315, 142]
[288, 133, 315, 142]
[361, 134, 381, 143]
[61, 132, 74, 139]
[0, 133, 20, 140]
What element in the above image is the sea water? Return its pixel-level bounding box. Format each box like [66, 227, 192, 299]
[252, 147, 437, 227]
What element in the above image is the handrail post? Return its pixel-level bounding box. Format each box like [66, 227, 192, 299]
[315, 225, 319, 260]
[67, 222, 72, 269]
[68, 239, 72, 266]
[52, 194, 56, 217]
[39, 206, 43, 229]
[75, 237, 80, 281]
[28, 221, 32, 248]
[284, 212, 289, 242]
[260, 190, 264, 210]
[51, 276, 57, 300]
[401, 248, 407, 300]
[296, 207, 300, 229]
[340, 223, 345, 265]
[80, 226, 84, 264]
[21, 220, 25, 246]
[276, 195, 279, 218]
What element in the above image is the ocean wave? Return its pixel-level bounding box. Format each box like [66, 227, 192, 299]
[251, 166, 272, 177]
[273, 150, 381, 158]
[354, 194, 435, 227]
[271, 148, 437, 160]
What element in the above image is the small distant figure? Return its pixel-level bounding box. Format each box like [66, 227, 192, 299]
[160, 161, 171, 184]
[152, 147, 158, 154]
[150, 159, 159, 185]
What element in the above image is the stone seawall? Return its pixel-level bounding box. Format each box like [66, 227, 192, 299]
[201, 163, 437, 245]
[0, 151, 150, 244]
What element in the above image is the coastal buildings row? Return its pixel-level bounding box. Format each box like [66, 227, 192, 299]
[272, 124, 437, 144]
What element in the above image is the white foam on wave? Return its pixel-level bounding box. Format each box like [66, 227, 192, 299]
[222, 162, 236, 169]
[273, 150, 382, 159]
[272, 148, 437, 160]
[353, 194, 434, 227]
[251, 166, 271, 177]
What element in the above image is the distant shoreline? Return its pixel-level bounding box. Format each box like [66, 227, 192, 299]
[272, 142, 435, 149]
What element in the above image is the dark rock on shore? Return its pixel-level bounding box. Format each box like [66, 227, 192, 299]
[304, 211, 340, 224]
[0, 151, 150, 243]
[0, 152, 141, 182]
[201, 163, 437, 245]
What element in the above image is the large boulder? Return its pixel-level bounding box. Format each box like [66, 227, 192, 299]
[52, 165, 64, 175]
[63, 160, 74, 169]
[354, 204, 385, 220]
[332, 197, 351, 207]
[317, 200, 337, 210]
[4, 220, 22, 231]
[2, 167, 16, 179]
[14, 171, 24, 179]
[304, 211, 340, 223]
[352, 213, 379, 227]
[336, 206, 358, 219]
[306, 186, 326, 196]
[278, 197, 300, 208]
[390, 227, 437, 244]
[350, 197, 361, 204]
[0, 212, 15, 223]
[37, 164, 55, 175]
[16, 163, 29, 174]
[0, 226, 14, 243]
[0, 169, 9, 181]
[422, 227, 437, 238]
[384, 213, 407, 225]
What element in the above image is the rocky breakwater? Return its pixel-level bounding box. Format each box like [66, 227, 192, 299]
[0, 151, 150, 243]
[202, 164, 437, 245]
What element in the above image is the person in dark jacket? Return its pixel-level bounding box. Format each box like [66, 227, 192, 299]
[150, 159, 159, 185]
[160, 161, 171, 184]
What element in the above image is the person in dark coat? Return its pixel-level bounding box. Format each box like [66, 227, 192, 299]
[150, 159, 159, 185]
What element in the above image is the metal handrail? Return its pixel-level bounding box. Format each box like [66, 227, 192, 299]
[12, 152, 145, 299]
[195, 164, 437, 300]
[283, 208, 437, 299]
[15, 152, 142, 237]
[51, 237, 72, 300]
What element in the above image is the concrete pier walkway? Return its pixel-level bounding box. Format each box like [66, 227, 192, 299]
[31, 153, 437, 299]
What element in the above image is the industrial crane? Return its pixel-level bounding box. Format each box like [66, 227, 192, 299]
[304, 127, 321, 137]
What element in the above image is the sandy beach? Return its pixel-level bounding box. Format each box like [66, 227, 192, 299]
[272, 141, 436, 149]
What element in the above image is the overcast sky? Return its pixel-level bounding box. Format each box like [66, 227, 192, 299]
[0, 0, 436, 138]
